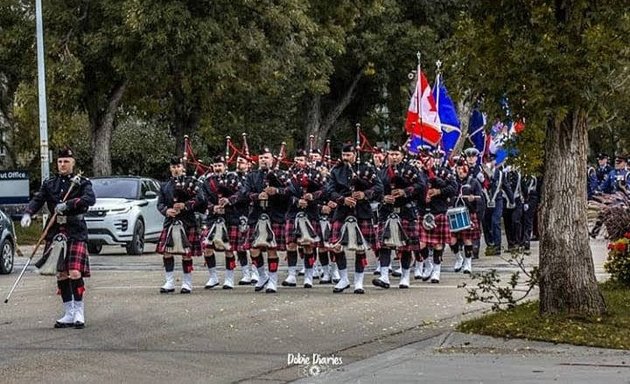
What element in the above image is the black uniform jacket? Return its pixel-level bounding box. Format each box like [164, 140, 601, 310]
[378, 161, 425, 221]
[240, 168, 290, 224]
[326, 161, 384, 221]
[157, 176, 207, 228]
[26, 173, 95, 241]
[285, 166, 327, 221]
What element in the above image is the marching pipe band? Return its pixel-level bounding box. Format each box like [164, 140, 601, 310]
[148, 130, 542, 295]
[12, 132, 545, 331]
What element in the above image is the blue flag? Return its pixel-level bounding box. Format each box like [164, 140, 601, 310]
[467, 109, 486, 163]
[432, 75, 460, 158]
[407, 135, 435, 154]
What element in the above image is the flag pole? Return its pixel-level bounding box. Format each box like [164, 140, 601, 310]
[416, 51, 423, 148]
[435, 60, 441, 110]
[435, 59, 444, 164]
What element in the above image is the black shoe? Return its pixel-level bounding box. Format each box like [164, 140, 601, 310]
[265, 287, 277, 293]
[281, 281, 297, 287]
[319, 278, 332, 285]
[204, 283, 219, 290]
[373, 270, 381, 276]
[372, 278, 390, 289]
[74, 322, 85, 329]
[238, 280, 251, 286]
[430, 279, 439, 284]
[254, 278, 269, 292]
[391, 270, 402, 277]
[222, 285, 233, 290]
[354, 288, 365, 294]
[333, 284, 350, 293]
[250, 278, 258, 284]
[159, 288, 175, 294]
[298, 271, 305, 276]
[399, 284, 409, 289]
[54, 321, 73, 329]
[332, 278, 340, 284]
[304, 283, 313, 289]
[180, 288, 192, 294]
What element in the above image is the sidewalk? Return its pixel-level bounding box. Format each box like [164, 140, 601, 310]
[294, 331, 630, 384]
[292, 239, 622, 383]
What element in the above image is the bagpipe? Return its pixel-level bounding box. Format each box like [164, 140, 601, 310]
[35, 173, 85, 276]
[288, 165, 325, 245]
[203, 172, 242, 251]
[332, 124, 379, 252]
[380, 161, 419, 248]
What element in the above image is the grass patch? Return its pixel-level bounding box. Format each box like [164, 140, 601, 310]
[458, 281, 630, 350]
[14, 219, 46, 245]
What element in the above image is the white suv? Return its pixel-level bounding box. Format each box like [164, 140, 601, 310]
[86, 176, 164, 255]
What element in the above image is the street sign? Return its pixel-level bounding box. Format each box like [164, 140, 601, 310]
[0, 171, 29, 204]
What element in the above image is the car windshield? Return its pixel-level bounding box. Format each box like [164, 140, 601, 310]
[92, 179, 139, 199]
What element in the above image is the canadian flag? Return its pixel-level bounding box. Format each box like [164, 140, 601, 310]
[405, 70, 441, 146]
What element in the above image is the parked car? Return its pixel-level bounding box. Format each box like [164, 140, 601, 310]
[0, 208, 16, 274]
[86, 176, 164, 255]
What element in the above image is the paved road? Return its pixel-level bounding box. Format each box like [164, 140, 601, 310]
[0, 239, 610, 383]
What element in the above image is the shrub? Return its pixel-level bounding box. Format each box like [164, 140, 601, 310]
[604, 233, 630, 287]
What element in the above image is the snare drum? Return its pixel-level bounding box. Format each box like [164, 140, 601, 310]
[446, 206, 471, 232]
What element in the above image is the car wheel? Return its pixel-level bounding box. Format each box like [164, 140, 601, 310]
[88, 243, 102, 255]
[0, 238, 14, 274]
[126, 219, 145, 255]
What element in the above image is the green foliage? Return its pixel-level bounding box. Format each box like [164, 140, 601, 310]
[110, 117, 176, 179]
[446, 0, 630, 171]
[3, 0, 627, 178]
[458, 282, 630, 350]
[605, 235, 630, 287]
[14, 217, 45, 246]
[463, 254, 539, 311]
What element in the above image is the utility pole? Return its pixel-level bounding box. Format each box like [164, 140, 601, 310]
[35, 0, 50, 182]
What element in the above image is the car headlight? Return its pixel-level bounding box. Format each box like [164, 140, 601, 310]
[109, 206, 132, 214]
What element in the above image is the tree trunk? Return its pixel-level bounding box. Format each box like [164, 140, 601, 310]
[538, 109, 606, 316]
[453, 95, 472, 156]
[171, 87, 201, 159]
[91, 81, 127, 176]
[304, 94, 322, 149]
[304, 71, 362, 150]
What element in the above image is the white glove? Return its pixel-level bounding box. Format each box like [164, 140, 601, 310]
[21, 213, 31, 228]
[55, 202, 68, 214]
[523, 204, 529, 212]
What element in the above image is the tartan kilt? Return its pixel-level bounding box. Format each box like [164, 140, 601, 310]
[201, 225, 249, 252]
[329, 218, 378, 250]
[285, 217, 321, 247]
[377, 218, 420, 251]
[419, 213, 451, 246]
[157, 226, 202, 257]
[247, 220, 286, 251]
[451, 212, 481, 242]
[228, 225, 250, 252]
[42, 240, 91, 277]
